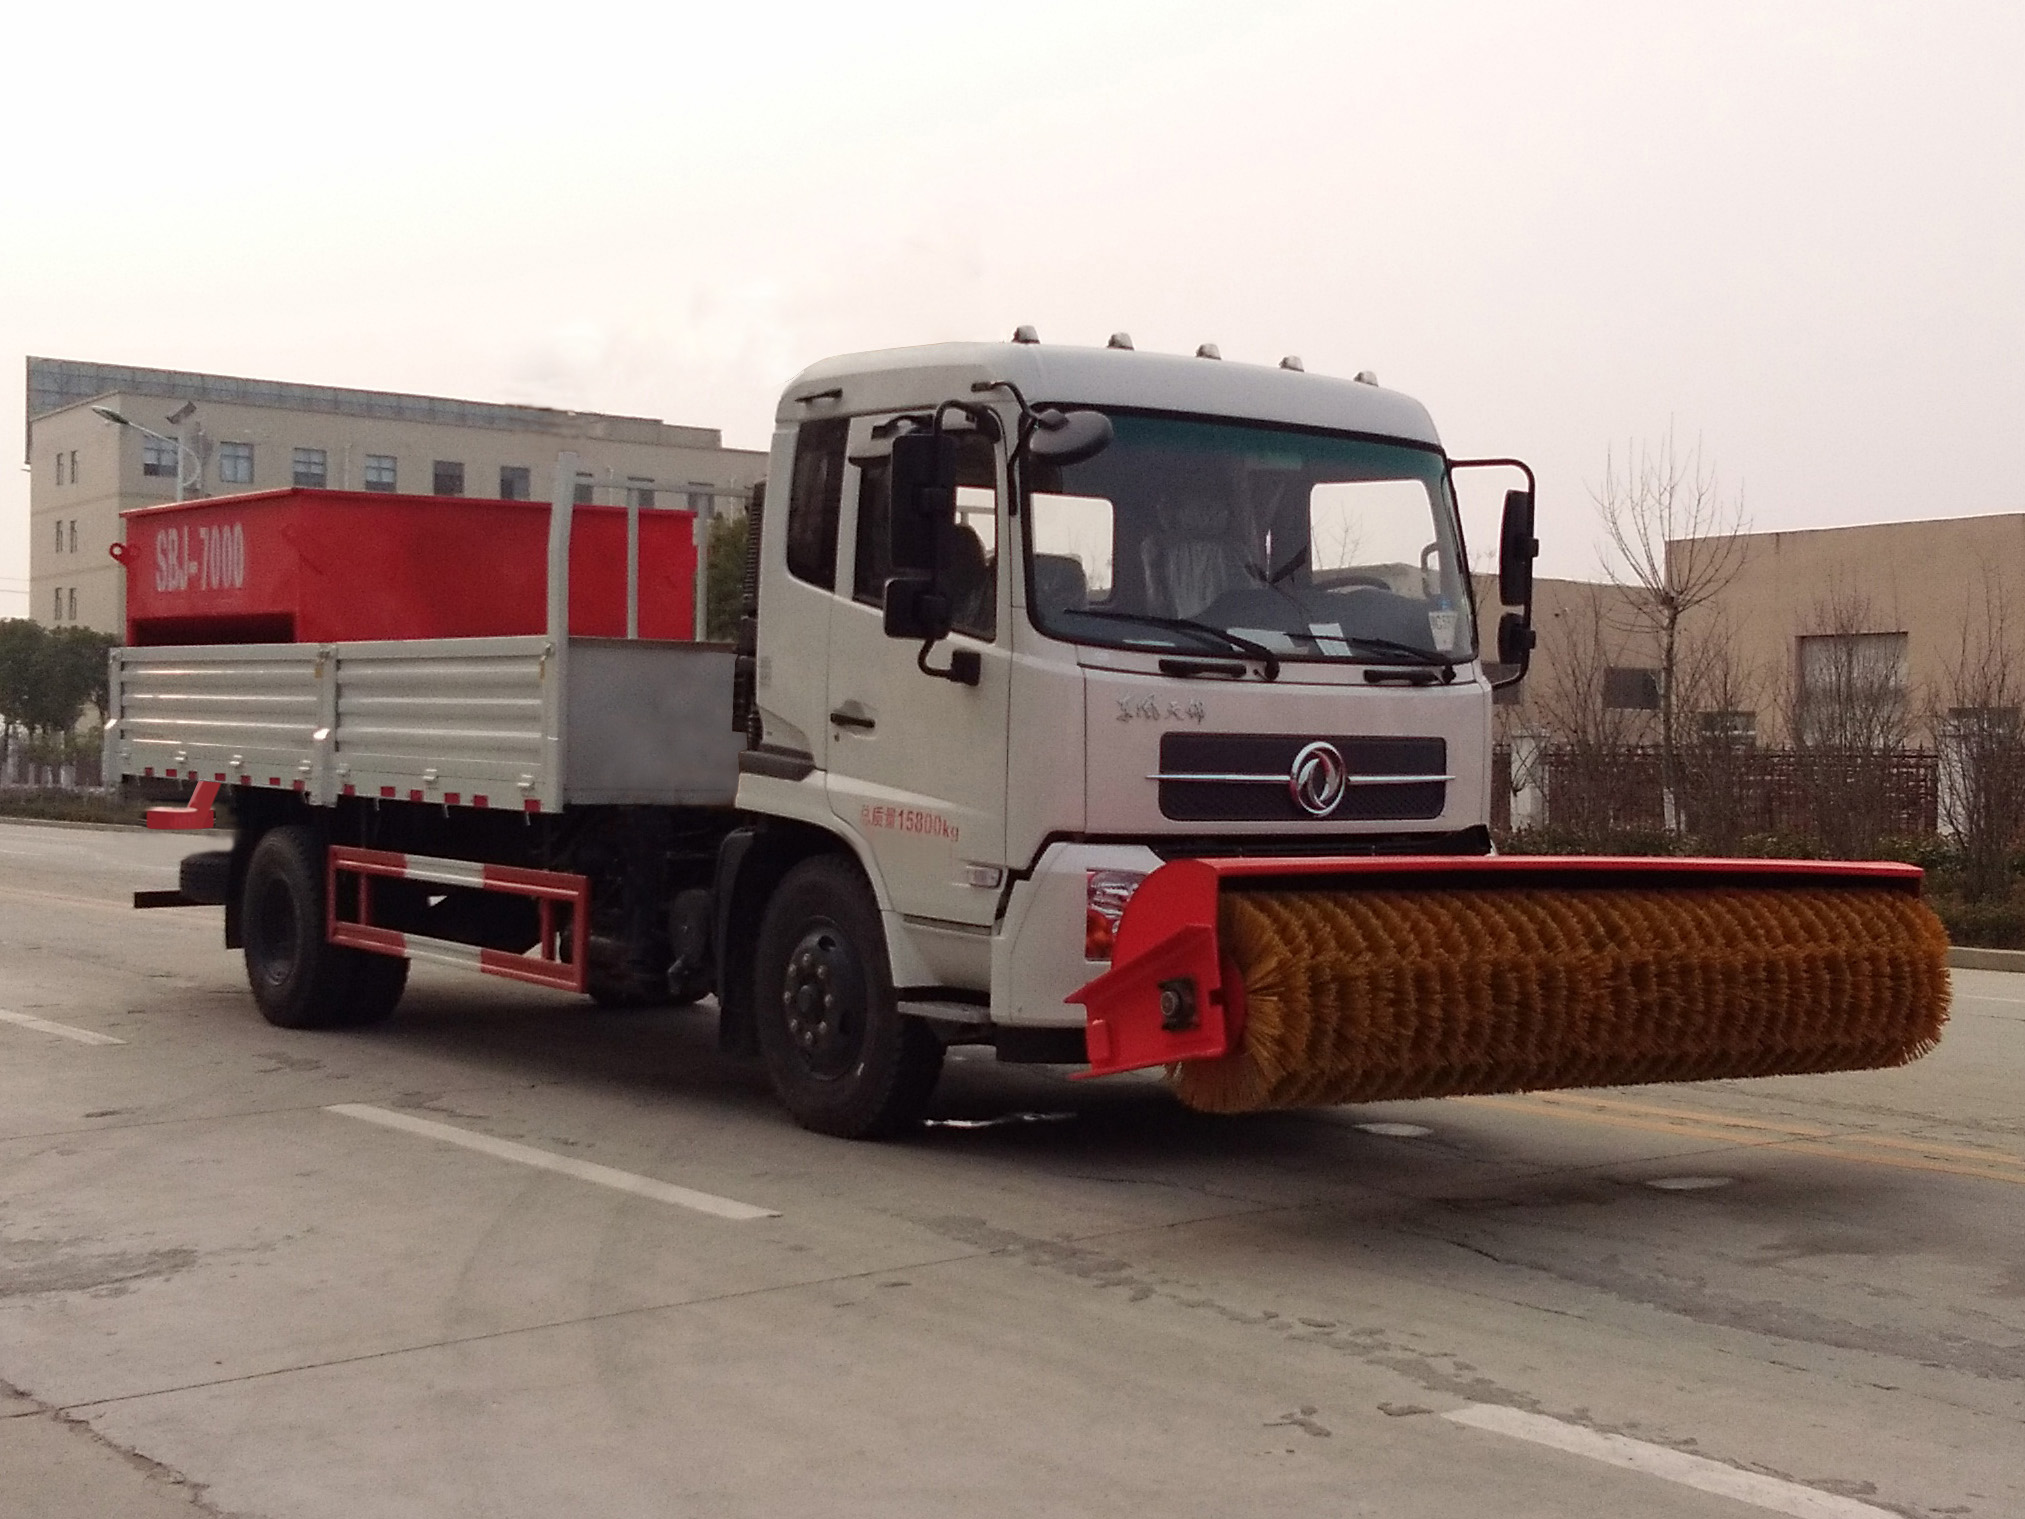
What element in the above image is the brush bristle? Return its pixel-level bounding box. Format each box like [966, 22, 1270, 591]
[1170, 885, 1951, 1115]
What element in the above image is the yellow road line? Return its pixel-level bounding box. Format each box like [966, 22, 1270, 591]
[1830, 1130, 2025, 1171]
[1776, 1140, 2025, 1188]
[1516, 1091, 1833, 1138]
[1466, 1096, 1799, 1150]
[1467, 1093, 2025, 1188]
[1511, 1091, 2025, 1172]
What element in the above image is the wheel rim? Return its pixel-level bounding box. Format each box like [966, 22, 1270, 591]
[780, 920, 869, 1081]
[253, 877, 300, 988]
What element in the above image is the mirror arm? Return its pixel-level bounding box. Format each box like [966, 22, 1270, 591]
[918, 637, 982, 687]
[970, 379, 1038, 461]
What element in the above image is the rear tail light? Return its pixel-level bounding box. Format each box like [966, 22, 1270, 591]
[1085, 869, 1147, 961]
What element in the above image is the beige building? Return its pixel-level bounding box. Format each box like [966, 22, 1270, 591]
[1497, 514, 2025, 746]
[26, 356, 767, 634]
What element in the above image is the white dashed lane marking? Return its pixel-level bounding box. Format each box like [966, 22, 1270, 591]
[1444, 1404, 1896, 1518]
[0, 1008, 125, 1046]
[325, 1104, 779, 1220]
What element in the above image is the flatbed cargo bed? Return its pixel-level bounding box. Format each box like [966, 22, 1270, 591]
[105, 635, 742, 814]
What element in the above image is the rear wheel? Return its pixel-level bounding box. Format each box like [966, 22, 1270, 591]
[348, 953, 410, 1026]
[178, 849, 232, 905]
[242, 826, 404, 1029]
[753, 857, 943, 1138]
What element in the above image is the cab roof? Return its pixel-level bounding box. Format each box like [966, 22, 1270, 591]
[777, 340, 1443, 448]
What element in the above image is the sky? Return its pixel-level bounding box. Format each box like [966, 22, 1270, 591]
[3, 0, 2020, 616]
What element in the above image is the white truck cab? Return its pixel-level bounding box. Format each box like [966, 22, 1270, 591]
[725, 339, 1515, 1083]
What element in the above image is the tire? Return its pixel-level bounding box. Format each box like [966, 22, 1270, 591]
[242, 825, 401, 1030]
[179, 849, 232, 906]
[752, 857, 943, 1138]
[348, 953, 410, 1026]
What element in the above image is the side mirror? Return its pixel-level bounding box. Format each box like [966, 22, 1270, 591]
[882, 575, 950, 642]
[1498, 488, 1537, 606]
[1027, 408, 1113, 466]
[889, 430, 957, 574]
[1497, 611, 1536, 666]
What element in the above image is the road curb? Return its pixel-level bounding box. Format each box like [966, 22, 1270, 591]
[0, 814, 159, 835]
[1948, 945, 2025, 973]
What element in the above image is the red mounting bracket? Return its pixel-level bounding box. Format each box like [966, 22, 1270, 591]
[1067, 859, 1242, 1079]
[147, 779, 220, 830]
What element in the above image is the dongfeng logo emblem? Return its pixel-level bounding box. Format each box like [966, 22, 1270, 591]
[1289, 741, 1347, 816]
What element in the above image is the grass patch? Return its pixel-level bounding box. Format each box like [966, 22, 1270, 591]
[0, 789, 152, 827]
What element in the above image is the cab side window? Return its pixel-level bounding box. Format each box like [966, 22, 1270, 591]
[852, 431, 998, 639]
[785, 417, 849, 590]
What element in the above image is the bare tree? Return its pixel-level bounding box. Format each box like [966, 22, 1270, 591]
[1594, 429, 1748, 831]
[1526, 586, 1659, 834]
[1673, 611, 1766, 849]
[1931, 579, 2025, 900]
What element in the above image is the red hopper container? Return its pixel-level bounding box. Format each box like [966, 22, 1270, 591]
[114, 488, 701, 646]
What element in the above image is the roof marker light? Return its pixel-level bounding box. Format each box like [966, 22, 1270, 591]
[1279, 356, 1305, 372]
[1107, 332, 1135, 350]
[1196, 343, 1222, 360]
[1354, 370, 1380, 386]
[1012, 325, 1040, 344]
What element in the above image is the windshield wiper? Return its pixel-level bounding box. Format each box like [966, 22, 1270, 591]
[1067, 609, 1281, 681]
[1342, 634, 1455, 668]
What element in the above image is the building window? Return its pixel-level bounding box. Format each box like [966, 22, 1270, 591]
[219, 442, 254, 485]
[499, 466, 531, 501]
[573, 473, 594, 507]
[292, 447, 328, 488]
[433, 461, 465, 496]
[1948, 704, 2021, 735]
[69, 450, 78, 483]
[54, 518, 63, 552]
[785, 418, 848, 590]
[53, 451, 64, 486]
[54, 587, 63, 621]
[142, 434, 177, 477]
[1697, 709, 1756, 745]
[68, 521, 77, 554]
[363, 454, 397, 492]
[1797, 632, 1909, 747]
[67, 588, 76, 621]
[1602, 666, 1661, 710]
[628, 478, 656, 510]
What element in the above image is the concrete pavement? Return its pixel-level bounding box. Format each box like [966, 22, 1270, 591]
[1, 818, 2020, 1517]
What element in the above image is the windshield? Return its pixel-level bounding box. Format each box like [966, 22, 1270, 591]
[1023, 411, 1473, 665]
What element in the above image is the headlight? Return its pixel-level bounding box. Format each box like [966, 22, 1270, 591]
[1085, 869, 1146, 961]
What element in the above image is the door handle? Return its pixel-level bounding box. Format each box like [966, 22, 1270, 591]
[829, 708, 876, 731]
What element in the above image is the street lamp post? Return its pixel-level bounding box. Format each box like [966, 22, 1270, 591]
[90, 405, 201, 502]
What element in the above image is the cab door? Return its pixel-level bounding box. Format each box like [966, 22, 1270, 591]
[824, 415, 1011, 928]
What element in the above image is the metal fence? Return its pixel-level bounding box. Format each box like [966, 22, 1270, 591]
[1497, 743, 1942, 850]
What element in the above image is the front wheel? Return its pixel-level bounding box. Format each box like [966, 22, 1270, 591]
[753, 857, 943, 1138]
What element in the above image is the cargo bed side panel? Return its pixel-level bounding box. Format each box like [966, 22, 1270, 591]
[332, 638, 553, 809]
[109, 643, 327, 796]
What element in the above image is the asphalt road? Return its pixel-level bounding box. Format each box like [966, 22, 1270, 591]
[1, 818, 2021, 1519]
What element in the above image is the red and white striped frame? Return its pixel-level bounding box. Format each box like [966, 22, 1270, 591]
[326, 847, 590, 993]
